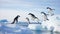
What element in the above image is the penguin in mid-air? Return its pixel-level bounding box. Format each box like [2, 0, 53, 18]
[47, 7, 55, 16]
[28, 13, 40, 23]
[41, 12, 49, 21]
[11, 15, 20, 24]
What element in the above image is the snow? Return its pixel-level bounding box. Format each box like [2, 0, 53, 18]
[28, 15, 60, 32]
[5, 24, 17, 28]
[28, 24, 43, 30]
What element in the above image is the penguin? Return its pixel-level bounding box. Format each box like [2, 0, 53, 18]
[26, 17, 30, 24]
[28, 13, 39, 23]
[11, 15, 20, 24]
[41, 12, 49, 21]
[47, 7, 55, 16]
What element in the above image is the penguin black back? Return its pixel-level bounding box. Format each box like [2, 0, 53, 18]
[11, 15, 20, 24]
[28, 13, 37, 18]
[41, 12, 47, 16]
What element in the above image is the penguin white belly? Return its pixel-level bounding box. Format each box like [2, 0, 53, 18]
[42, 14, 47, 21]
[48, 10, 54, 16]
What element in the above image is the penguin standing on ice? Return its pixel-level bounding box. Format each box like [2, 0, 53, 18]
[28, 13, 39, 23]
[41, 12, 49, 21]
[11, 15, 20, 24]
[47, 7, 55, 16]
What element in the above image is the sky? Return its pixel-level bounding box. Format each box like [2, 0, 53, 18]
[0, 0, 60, 21]
[0, 0, 60, 32]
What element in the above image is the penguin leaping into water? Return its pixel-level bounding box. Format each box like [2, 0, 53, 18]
[11, 15, 20, 24]
[47, 7, 55, 10]
[41, 12, 49, 21]
[47, 7, 55, 16]
[28, 13, 40, 23]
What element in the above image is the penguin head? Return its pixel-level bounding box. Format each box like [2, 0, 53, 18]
[17, 15, 20, 17]
[41, 12, 47, 16]
[46, 7, 50, 9]
[41, 12, 45, 14]
[28, 13, 32, 15]
[28, 13, 36, 18]
[26, 17, 29, 20]
[28, 13, 34, 16]
[26, 17, 29, 19]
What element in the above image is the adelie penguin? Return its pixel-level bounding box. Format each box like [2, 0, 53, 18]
[11, 15, 20, 24]
[41, 12, 49, 21]
[47, 7, 55, 16]
[26, 17, 30, 24]
[28, 13, 40, 23]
